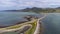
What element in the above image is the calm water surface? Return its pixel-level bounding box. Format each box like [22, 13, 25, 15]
[42, 13, 60, 34]
[0, 12, 39, 26]
[0, 12, 44, 26]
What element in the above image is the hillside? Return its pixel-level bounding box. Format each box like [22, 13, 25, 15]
[4, 7, 60, 13]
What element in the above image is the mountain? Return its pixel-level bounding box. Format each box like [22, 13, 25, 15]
[2, 7, 60, 13]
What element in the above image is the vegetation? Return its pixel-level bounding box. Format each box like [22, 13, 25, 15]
[0, 19, 38, 34]
[25, 19, 37, 34]
[20, 7, 56, 13]
[20, 7, 60, 13]
[5, 7, 60, 13]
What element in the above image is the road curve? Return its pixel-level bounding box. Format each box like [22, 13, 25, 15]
[34, 14, 47, 34]
[0, 24, 32, 33]
[0, 13, 47, 34]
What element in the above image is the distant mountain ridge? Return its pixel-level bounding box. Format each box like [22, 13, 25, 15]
[2, 7, 60, 13]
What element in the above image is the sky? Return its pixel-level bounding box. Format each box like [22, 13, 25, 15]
[0, 0, 60, 10]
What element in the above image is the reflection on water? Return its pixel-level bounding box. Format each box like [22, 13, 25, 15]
[42, 13, 60, 34]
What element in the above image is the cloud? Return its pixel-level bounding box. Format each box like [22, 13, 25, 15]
[0, 0, 17, 10]
[1, 0, 18, 7]
[18, 0, 60, 8]
[0, 0, 60, 10]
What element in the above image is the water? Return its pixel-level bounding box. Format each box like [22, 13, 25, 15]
[0, 12, 44, 34]
[1, 12, 60, 34]
[42, 13, 60, 34]
[0, 12, 38, 26]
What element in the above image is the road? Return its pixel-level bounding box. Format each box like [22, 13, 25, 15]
[0, 13, 46, 34]
[0, 18, 37, 34]
[34, 14, 47, 34]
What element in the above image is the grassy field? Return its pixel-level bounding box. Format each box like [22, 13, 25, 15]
[25, 19, 37, 34]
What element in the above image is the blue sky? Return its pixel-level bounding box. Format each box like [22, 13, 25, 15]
[0, 0, 60, 10]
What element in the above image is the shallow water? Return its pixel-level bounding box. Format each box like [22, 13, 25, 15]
[0, 12, 38, 26]
[0, 12, 44, 26]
